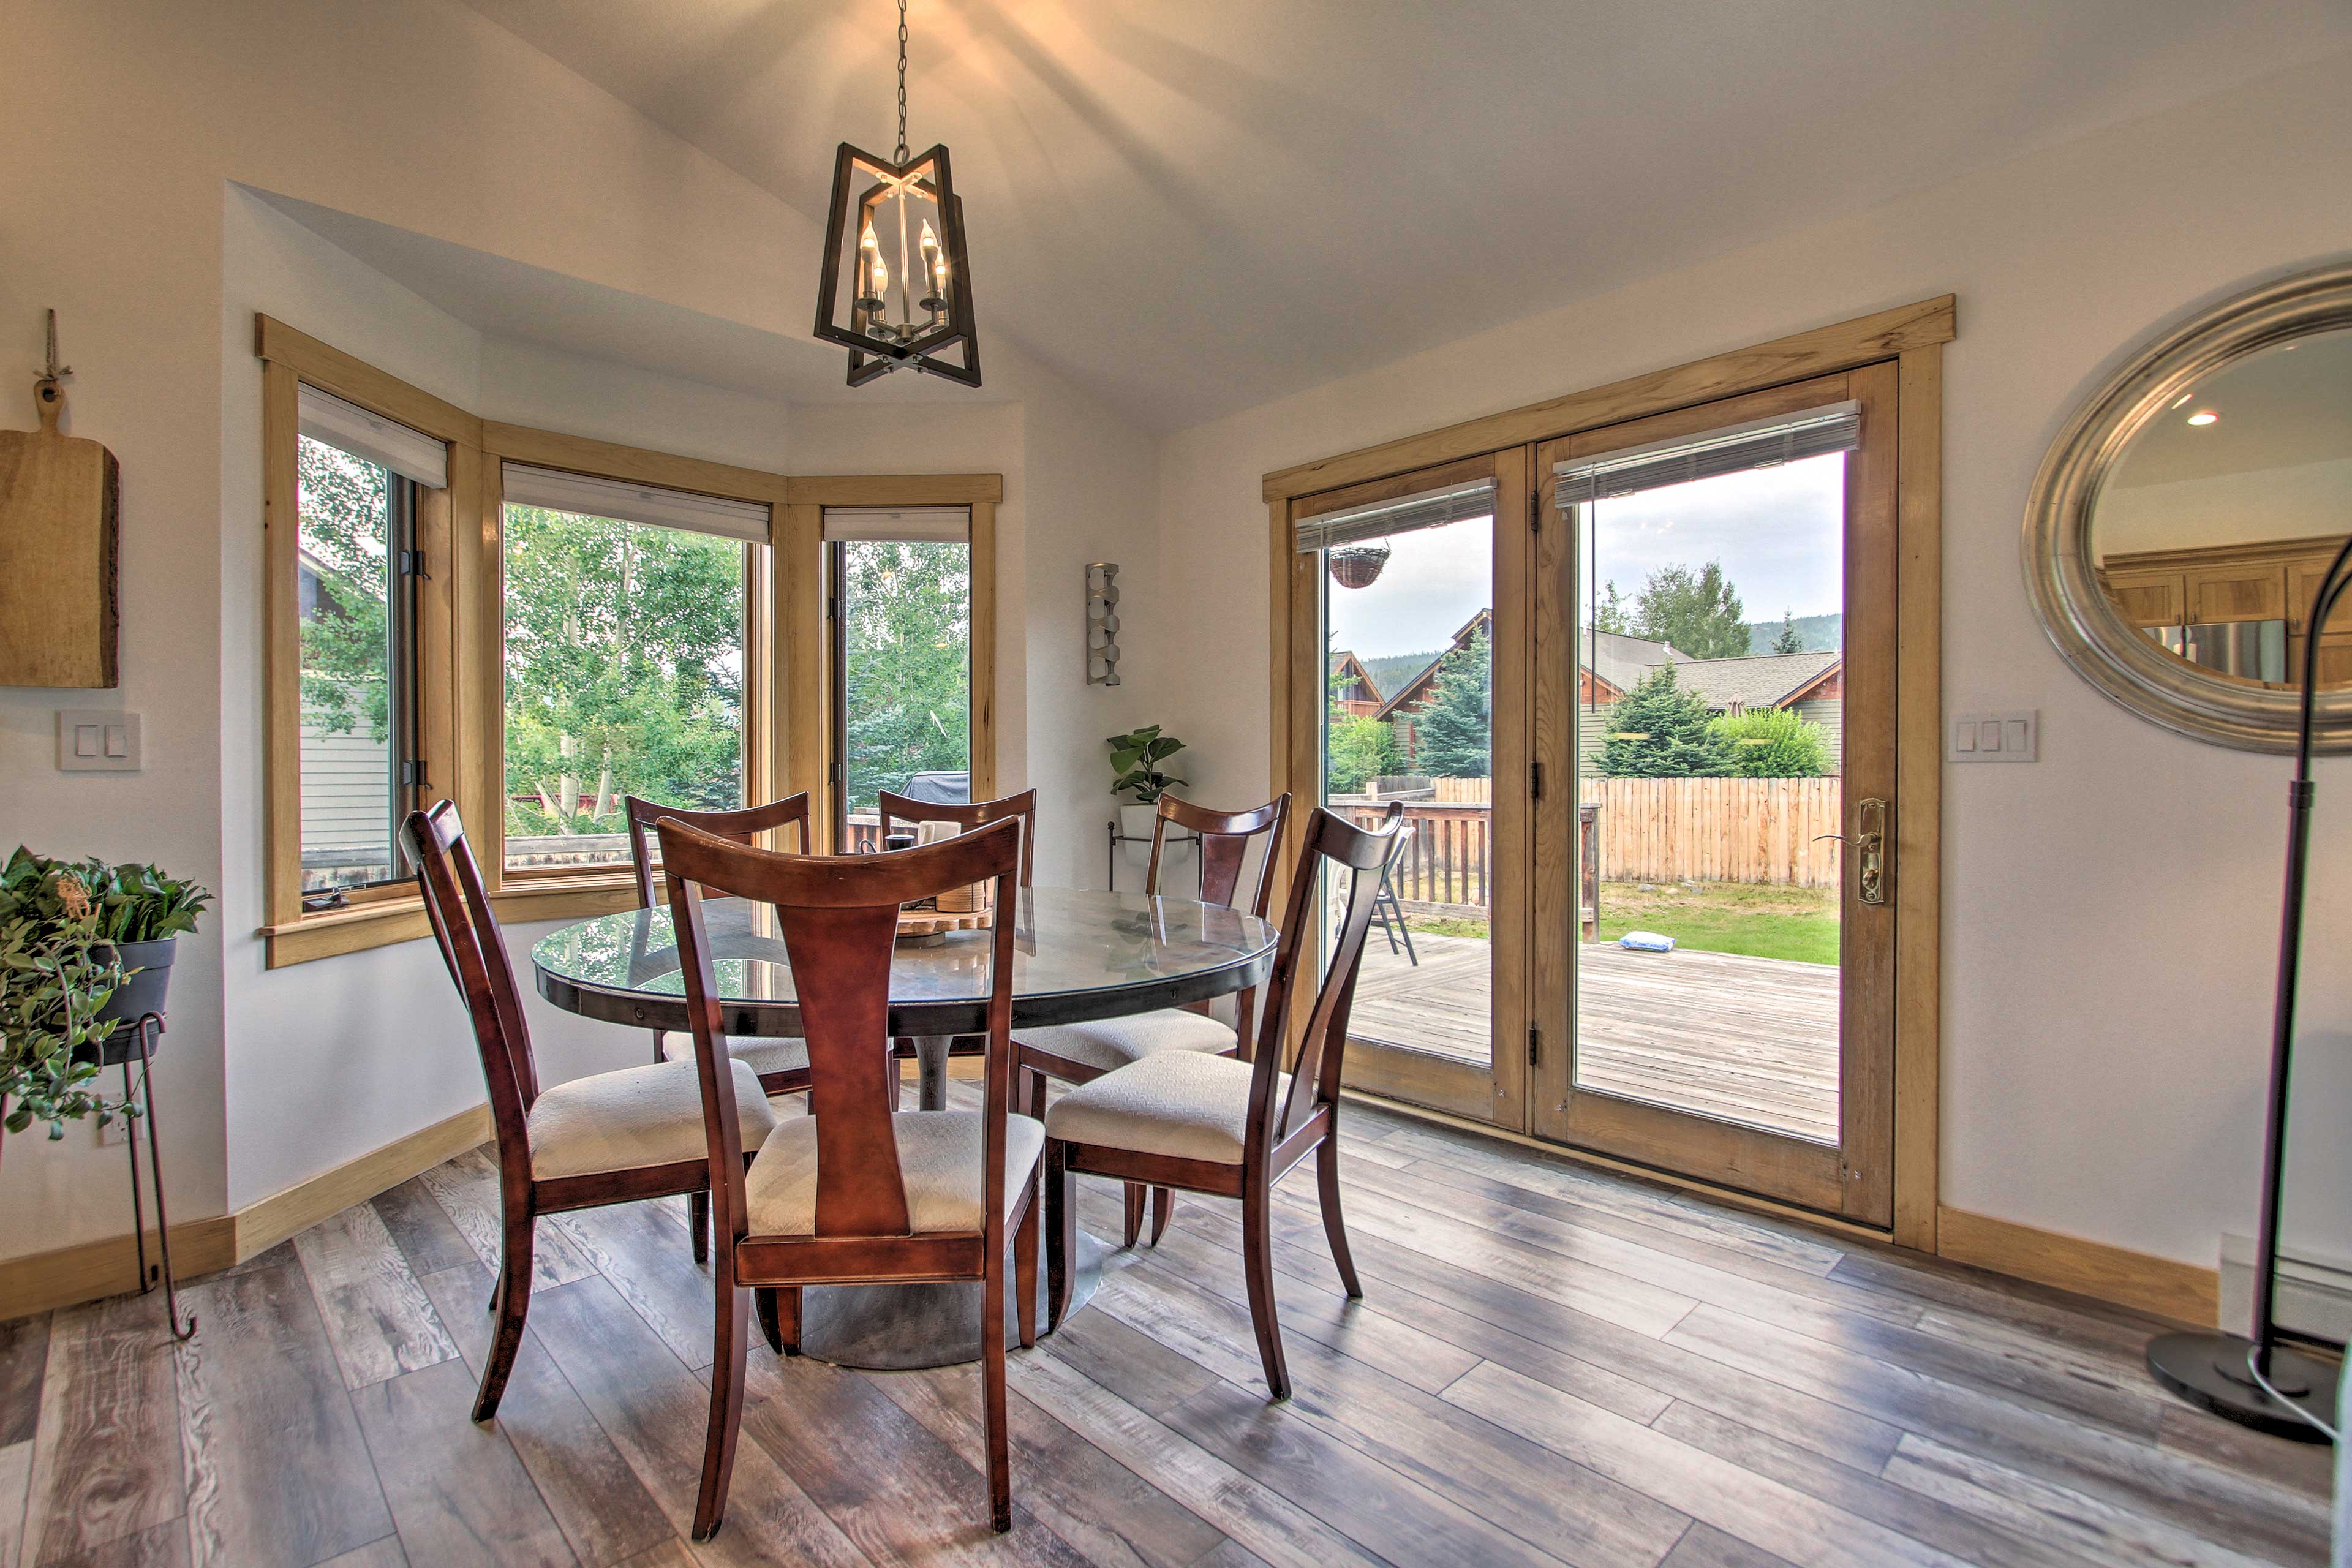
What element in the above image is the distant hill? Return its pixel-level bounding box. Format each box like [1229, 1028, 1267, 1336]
[1744, 612, 1842, 656]
[1359, 650, 1442, 700]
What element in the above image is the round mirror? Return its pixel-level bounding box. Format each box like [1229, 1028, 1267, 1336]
[2026, 264, 2352, 751]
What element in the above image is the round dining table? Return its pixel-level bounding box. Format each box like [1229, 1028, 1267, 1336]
[531, 886, 1278, 1370]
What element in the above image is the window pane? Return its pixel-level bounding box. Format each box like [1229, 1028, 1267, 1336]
[297, 434, 402, 891]
[502, 504, 745, 873]
[840, 538, 971, 847]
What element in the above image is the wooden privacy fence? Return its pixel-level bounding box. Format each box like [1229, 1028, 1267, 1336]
[1580, 776, 1843, 889]
[1342, 775, 1843, 912]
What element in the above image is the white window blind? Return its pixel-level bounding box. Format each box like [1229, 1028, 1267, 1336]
[500, 463, 769, 544]
[1553, 401, 1860, 508]
[298, 386, 448, 489]
[821, 507, 971, 543]
[1294, 478, 1495, 554]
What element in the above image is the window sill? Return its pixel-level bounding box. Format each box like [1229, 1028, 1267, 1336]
[262, 876, 647, 968]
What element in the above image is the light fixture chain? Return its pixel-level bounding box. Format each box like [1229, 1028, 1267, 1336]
[895, 0, 910, 164]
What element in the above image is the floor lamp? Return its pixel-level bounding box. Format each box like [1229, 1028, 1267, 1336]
[2145, 537, 2351, 1443]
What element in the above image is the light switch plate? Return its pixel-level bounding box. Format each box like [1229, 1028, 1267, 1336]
[1948, 709, 2037, 763]
[57, 710, 141, 772]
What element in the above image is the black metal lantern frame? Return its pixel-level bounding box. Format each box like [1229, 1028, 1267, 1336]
[815, 141, 981, 388]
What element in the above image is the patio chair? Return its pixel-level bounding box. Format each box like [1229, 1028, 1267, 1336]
[1370, 823, 1418, 965]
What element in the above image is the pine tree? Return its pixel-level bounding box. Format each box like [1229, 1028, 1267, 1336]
[1410, 631, 1491, 778]
[1634, 560, 1748, 658]
[1596, 666, 1734, 777]
[1771, 609, 1803, 655]
[1594, 581, 1632, 636]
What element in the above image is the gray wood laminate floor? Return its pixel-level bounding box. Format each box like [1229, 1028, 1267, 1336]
[0, 1087, 2334, 1567]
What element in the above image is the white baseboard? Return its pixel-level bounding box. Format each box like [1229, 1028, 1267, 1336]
[2220, 1232, 2352, 1343]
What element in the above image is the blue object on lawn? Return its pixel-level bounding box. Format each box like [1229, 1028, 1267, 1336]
[1619, 930, 1675, 952]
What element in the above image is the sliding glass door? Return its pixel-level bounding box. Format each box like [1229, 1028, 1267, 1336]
[1532, 369, 1899, 1223]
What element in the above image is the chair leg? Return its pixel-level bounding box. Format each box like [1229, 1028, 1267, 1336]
[753, 1286, 783, 1355]
[982, 1239, 1014, 1534]
[690, 1189, 710, 1265]
[1122, 1183, 1145, 1247]
[1240, 1183, 1291, 1401]
[693, 1273, 750, 1541]
[1315, 1136, 1362, 1298]
[1014, 1186, 1039, 1351]
[1045, 1140, 1075, 1332]
[1149, 1186, 1174, 1246]
[474, 1212, 534, 1422]
[777, 1286, 802, 1355]
[1026, 1063, 1047, 1121]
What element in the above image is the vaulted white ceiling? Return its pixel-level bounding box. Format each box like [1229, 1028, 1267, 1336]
[453, 0, 2351, 432]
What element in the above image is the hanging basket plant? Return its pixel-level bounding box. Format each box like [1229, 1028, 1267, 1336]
[1327, 544, 1391, 589]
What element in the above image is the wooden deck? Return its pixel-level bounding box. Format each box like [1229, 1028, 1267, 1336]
[1349, 932, 1841, 1144]
[0, 1083, 2327, 1567]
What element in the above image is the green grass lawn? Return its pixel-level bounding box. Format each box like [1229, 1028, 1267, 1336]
[1405, 879, 1840, 966]
[1594, 880, 1840, 965]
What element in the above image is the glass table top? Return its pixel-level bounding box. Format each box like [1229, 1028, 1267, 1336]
[530, 886, 1279, 1036]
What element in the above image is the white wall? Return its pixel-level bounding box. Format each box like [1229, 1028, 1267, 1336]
[2, 0, 1155, 1253]
[1147, 48, 2352, 1281]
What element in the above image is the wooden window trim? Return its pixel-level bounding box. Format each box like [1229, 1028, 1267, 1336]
[1263, 301, 1947, 1251]
[257, 314, 1006, 959]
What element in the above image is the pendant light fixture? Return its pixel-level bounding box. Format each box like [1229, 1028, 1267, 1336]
[814, 0, 981, 387]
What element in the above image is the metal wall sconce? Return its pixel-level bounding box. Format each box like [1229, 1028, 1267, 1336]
[1087, 563, 1121, 686]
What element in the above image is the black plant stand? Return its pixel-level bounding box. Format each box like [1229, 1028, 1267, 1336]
[113, 1012, 195, 1341]
[1104, 821, 1202, 895]
[2145, 539, 2352, 1443]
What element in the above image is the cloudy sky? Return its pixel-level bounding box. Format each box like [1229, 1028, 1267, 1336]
[1325, 454, 1847, 662]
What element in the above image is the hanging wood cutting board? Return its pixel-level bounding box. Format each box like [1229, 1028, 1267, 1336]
[0, 379, 119, 687]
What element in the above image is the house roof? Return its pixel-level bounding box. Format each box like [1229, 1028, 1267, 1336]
[1581, 631, 1684, 698]
[1374, 609, 1492, 720]
[1646, 650, 1841, 711]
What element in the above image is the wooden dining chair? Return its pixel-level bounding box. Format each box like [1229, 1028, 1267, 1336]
[878, 787, 1038, 1082]
[659, 814, 1042, 1539]
[625, 792, 816, 1262]
[402, 801, 782, 1423]
[1042, 802, 1403, 1401]
[1017, 791, 1289, 1248]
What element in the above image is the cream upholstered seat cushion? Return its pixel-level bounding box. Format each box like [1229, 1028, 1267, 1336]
[744, 1110, 1044, 1237]
[1019, 1008, 1235, 1078]
[528, 1058, 778, 1181]
[722, 1036, 809, 1081]
[1043, 1050, 1288, 1166]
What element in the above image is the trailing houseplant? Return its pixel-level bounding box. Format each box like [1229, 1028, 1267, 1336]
[0, 848, 211, 1031]
[0, 891, 131, 1148]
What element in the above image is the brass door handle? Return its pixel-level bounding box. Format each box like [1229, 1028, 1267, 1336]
[1812, 799, 1889, 905]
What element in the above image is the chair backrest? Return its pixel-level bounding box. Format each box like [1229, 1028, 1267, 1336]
[1243, 803, 1405, 1159]
[878, 787, 1038, 888]
[402, 801, 540, 1175]
[624, 792, 810, 908]
[1149, 792, 1290, 914]
[659, 817, 1024, 1243]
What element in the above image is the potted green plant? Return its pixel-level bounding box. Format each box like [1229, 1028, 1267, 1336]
[0, 892, 133, 1157]
[0, 850, 211, 1031]
[1107, 725, 1188, 870]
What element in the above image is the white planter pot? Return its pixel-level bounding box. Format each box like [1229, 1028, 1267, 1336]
[1119, 803, 1158, 870]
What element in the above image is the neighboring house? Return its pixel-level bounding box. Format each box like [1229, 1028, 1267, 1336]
[297, 548, 397, 886]
[1375, 609, 1492, 763]
[1328, 650, 1383, 715]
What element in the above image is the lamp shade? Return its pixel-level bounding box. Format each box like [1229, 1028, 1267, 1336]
[814, 141, 981, 388]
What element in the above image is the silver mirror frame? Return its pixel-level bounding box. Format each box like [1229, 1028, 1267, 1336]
[2023, 262, 2352, 753]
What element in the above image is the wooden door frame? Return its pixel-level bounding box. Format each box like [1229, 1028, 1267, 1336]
[1273, 452, 1532, 1130]
[1265, 300, 1948, 1248]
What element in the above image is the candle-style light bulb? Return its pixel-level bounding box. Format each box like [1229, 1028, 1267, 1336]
[920, 219, 946, 304]
[859, 218, 888, 307]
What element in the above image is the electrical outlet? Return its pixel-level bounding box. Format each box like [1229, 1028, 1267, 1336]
[96, 1114, 131, 1148]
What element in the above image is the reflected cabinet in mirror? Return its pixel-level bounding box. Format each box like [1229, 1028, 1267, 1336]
[2026, 264, 2352, 751]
